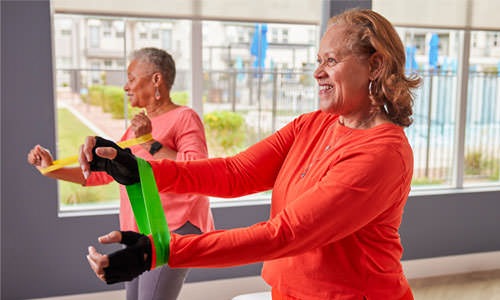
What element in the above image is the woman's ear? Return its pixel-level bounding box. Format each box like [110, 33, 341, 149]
[369, 53, 383, 80]
[152, 73, 161, 86]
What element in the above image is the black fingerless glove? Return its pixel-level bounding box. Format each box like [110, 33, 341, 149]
[104, 231, 152, 284]
[89, 136, 140, 185]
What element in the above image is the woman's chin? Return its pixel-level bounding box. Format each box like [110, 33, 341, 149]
[318, 101, 339, 114]
[320, 108, 338, 114]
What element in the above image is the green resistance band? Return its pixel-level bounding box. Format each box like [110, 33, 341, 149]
[125, 157, 170, 267]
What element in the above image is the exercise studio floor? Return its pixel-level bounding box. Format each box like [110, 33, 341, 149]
[31, 269, 500, 300]
[409, 269, 500, 299]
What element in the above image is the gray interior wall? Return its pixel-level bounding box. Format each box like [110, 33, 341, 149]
[401, 190, 500, 259]
[1, 1, 500, 299]
[321, 0, 372, 35]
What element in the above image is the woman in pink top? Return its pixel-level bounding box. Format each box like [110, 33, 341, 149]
[28, 47, 214, 300]
[83, 9, 421, 300]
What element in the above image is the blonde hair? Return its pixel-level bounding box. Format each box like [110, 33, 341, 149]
[328, 9, 421, 127]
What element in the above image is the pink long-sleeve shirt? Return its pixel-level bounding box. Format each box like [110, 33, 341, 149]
[152, 110, 413, 299]
[86, 106, 214, 233]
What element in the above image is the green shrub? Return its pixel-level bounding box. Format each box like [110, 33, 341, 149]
[100, 71, 107, 85]
[87, 85, 105, 106]
[493, 161, 500, 180]
[85, 85, 140, 119]
[103, 86, 126, 118]
[411, 177, 445, 186]
[203, 111, 246, 156]
[83, 85, 186, 120]
[171, 91, 190, 105]
[464, 150, 500, 181]
[80, 93, 88, 103]
[465, 151, 482, 175]
[486, 158, 500, 181]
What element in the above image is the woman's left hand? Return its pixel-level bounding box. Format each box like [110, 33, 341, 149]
[87, 230, 152, 284]
[27, 145, 54, 169]
[131, 112, 152, 138]
[87, 245, 109, 283]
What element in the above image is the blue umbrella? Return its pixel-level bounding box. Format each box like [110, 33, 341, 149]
[250, 23, 268, 70]
[429, 33, 440, 70]
[405, 45, 419, 72]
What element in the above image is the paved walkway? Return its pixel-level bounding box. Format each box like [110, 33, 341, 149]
[59, 94, 128, 141]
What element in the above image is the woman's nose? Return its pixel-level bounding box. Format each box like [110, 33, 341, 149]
[313, 66, 325, 79]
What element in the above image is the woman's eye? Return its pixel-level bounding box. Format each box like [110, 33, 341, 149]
[316, 57, 338, 68]
[326, 57, 337, 67]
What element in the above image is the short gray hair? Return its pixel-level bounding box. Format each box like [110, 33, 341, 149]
[129, 47, 176, 90]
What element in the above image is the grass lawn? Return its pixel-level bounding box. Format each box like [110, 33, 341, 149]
[57, 108, 119, 207]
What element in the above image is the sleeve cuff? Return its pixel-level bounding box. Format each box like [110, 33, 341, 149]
[147, 234, 157, 269]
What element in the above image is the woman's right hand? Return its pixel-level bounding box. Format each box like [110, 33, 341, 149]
[79, 136, 139, 185]
[27, 145, 54, 169]
[130, 112, 152, 138]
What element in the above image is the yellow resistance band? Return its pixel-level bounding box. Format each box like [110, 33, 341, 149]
[39, 133, 153, 174]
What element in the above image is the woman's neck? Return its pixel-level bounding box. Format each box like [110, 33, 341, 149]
[339, 110, 388, 129]
[146, 98, 177, 118]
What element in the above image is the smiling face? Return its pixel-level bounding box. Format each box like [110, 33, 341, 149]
[123, 59, 155, 108]
[314, 25, 371, 116]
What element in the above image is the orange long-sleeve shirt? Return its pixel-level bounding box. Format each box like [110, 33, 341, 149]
[149, 110, 414, 299]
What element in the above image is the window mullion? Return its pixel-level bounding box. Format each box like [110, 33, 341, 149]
[191, 1, 204, 118]
[452, 29, 471, 189]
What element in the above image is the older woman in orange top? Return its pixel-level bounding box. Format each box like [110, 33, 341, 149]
[82, 9, 420, 300]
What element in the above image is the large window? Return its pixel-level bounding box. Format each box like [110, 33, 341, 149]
[53, 14, 193, 212]
[373, 0, 500, 190]
[464, 30, 500, 187]
[201, 21, 318, 156]
[400, 28, 462, 187]
[52, 11, 500, 214]
[52, 14, 319, 212]
[400, 27, 500, 188]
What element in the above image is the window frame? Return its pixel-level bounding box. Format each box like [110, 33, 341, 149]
[52, 14, 500, 218]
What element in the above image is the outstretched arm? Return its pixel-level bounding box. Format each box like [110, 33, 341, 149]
[80, 119, 297, 198]
[149, 121, 297, 198]
[166, 146, 411, 268]
[28, 144, 86, 184]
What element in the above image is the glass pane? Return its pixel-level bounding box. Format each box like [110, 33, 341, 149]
[201, 21, 319, 157]
[463, 30, 500, 186]
[398, 28, 462, 187]
[54, 14, 126, 211]
[53, 14, 193, 211]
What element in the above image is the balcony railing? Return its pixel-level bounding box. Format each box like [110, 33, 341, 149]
[203, 68, 500, 186]
[56, 67, 500, 187]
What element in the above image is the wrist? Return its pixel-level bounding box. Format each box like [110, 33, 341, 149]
[141, 140, 154, 150]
